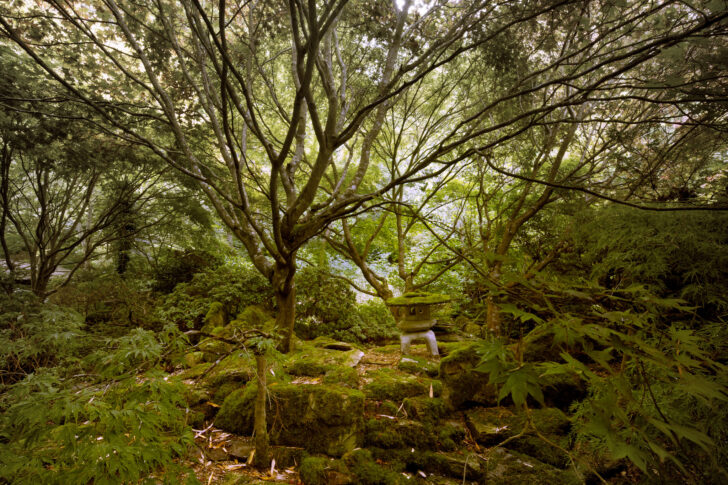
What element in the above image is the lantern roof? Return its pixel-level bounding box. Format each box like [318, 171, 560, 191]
[386, 291, 451, 306]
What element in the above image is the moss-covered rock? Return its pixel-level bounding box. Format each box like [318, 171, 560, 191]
[177, 361, 212, 380]
[183, 351, 204, 367]
[397, 356, 439, 377]
[286, 347, 365, 376]
[363, 368, 442, 401]
[215, 382, 257, 434]
[481, 447, 581, 484]
[504, 434, 571, 468]
[186, 408, 205, 428]
[202, 301, 226, 332]
[199, 336, 232, 362]
[465, 407, 570, 444]
[402, 396, 446, 424]
[201, 350, 256, 389]
[299, 456, 347, 485]
[342, 448, 407, 485]
[364, 399, 400, 416]
[212, 380, 240, 403]
[287, 358, 331, 376]
[365, 418, 436, 450]
[465, 406, 571, 467]
[236, 305, 270, 327]
[216, 382, 365, 457]
[465, 407, 517, 445]
[323, 366, 359, 388]
[372, 448, 484, 481]
[436, 421, 467, 452]
[311, 336, 359, 350]
[438, 343, 497, 409]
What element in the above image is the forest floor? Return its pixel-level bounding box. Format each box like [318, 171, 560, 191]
[173, 334, 633, 485]
[183, 341, 463, 484]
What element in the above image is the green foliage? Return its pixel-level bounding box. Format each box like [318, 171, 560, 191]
[295, 268, 396, 343]
[476, 282, 728, 482]
[151, 249, 221, 293]
[475, 339, 544, 408]
[0, 293, 198, 484]
[0, 292, 85, 379]
[50, 271, 161, 332]
[156, 264, 273, 328]
[573, 207, 728, 318]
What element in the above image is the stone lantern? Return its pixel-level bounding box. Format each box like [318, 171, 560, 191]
[386, 292, 450, 357]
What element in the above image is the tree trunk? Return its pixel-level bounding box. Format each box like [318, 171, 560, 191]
[252, 353, 270, 469]
[485, 266, 502, 334]
[272, 259, 296, 353]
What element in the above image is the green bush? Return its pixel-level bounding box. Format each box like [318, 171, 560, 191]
[156, 265, 273, 329]
[151, 249, 220, 293]
[0, 292, 197, 484]
[473, 284, 728, 483]
[294, 268, 397, 343]
[573, 208, 728, 320]
[0, 292, 85, 380]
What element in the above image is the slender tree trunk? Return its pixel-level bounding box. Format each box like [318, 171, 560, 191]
[485, 265, 502, 334]
[252, 352, 270, 469]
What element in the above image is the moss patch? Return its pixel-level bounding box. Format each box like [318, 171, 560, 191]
[402, 396, 446, 424]
[365, 418, 436, 450]
[481, 447, 581, 484]
[386, 292, 450, 306]
[285, 347, 365, 376]
[397, 355, 439, 377]
[363, 368, 442, 401]
[323, 366, 359, 388]
[342, 448, 407, 485]
[371, 448, 484, 481]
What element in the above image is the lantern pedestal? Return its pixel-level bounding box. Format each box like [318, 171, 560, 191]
[399, 329, 439, 357]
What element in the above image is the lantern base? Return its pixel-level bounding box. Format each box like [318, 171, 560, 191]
[400, 329, 439, 357]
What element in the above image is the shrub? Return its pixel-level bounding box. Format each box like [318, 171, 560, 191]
[151, 249, 220, 293]
[156, 265, 273, 329]
[0, 291, 197, 483]
[294, 268, 397, 343]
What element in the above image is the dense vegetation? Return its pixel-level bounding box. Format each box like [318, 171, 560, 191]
[1, 0, 727, 483]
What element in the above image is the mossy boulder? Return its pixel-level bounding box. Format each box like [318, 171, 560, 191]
[286, 347, 365, 376]
[216, 382, 365, 457]
[365, 418, 436, 450]
[323, 366, 359, 388]
[397, 356, 439, 377]
[480, 447, 581, 484]
[363, 368, 442, 401]
[235, 305, 270, 327]
[465, 406, 570, 442]
[402, 396, 446, 424]
[299, 456, 351, 485]
[201, 350, 256, 389]
[372, 448, 484, 481]
[202, 301, 226, 332]
[342, 448, 408, 485]
[199, 336, 232, 362]
[465, 407, 517, 445]
[438, 343, 497, 409]
[436, 421, 467, 451]
[465, 407, 571, 467]
[183, 351, 204, 367]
